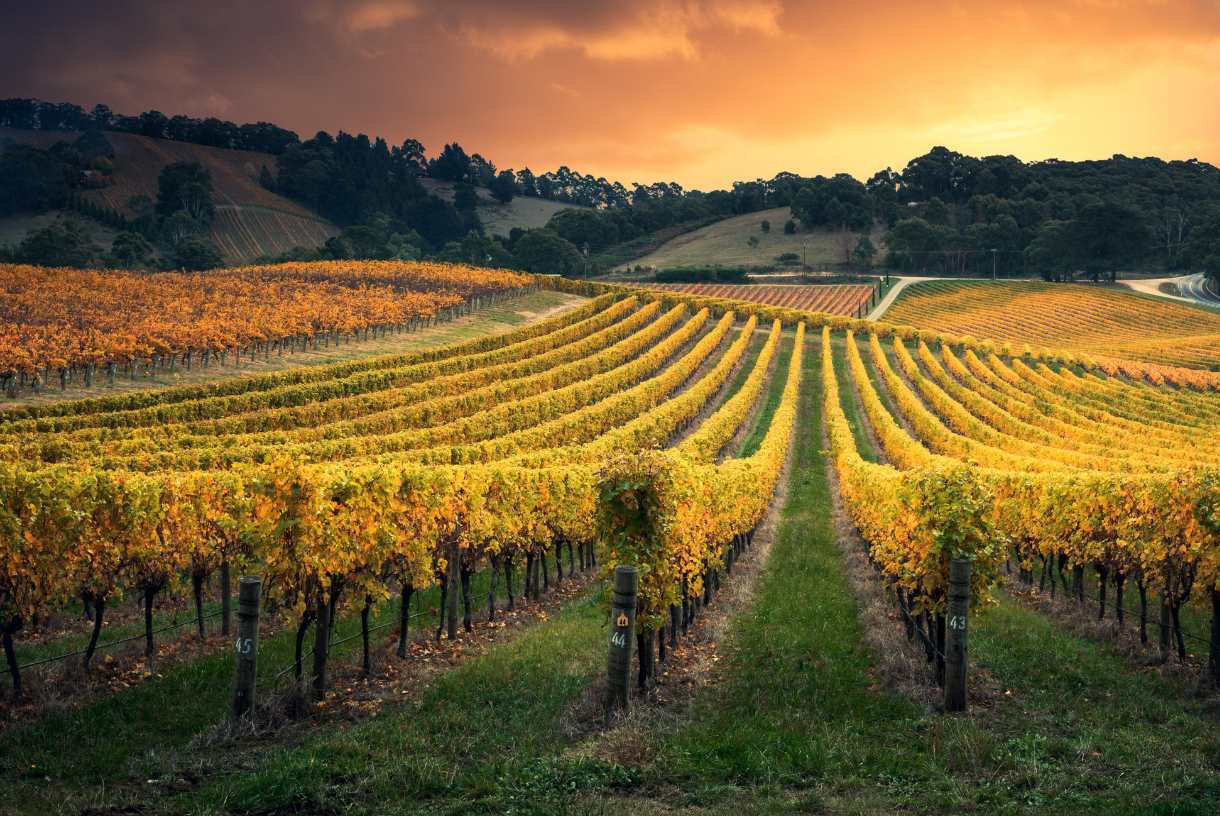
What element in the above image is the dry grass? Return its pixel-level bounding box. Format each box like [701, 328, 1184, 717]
[623, 206, 887, 270]
[0, 127, 316, 219]
[418, 177, 585, 237]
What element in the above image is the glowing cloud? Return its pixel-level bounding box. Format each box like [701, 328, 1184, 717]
[346, 2, 422, 33]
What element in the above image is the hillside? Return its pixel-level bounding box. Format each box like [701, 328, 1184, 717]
[418, 177, 583, 237]
[885, 279, 1220, 370]
[620, 205, 888, 270]
[0, 127, 338, 262]
[1, 128, 587, 259]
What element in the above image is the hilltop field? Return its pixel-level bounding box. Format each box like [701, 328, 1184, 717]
[621, 205, 888, 270]
[418, 177, 584, 237]
[884, 279, 1220, 371]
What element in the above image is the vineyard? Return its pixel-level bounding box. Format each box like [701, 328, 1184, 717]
[823, 324, 1220, 676]
[2, 271, 1219, 813]
[645, 282, 877, 316]
[885, 280, 1220, 371]
[0, 261, 530, 397]
[207, 206, 338, 262]
[0, 282, 807, 702]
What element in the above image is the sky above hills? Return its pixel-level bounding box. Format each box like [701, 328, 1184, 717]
[3, 0, 1219, 189]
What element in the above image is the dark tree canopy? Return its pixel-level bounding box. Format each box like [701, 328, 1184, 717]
[429, 143, 471, 183]
[0, 144, 71, 216]
[511, 228, 585, 276]
[174, 236, 223, 270]
[791, 174, 873, 231]
[6, 218, 100, 267]
[489, 170, 517, 204]
[109, 231, 153, 269]
[156, 161, 215, 222]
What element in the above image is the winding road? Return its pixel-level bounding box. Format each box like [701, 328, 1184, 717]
[1122, 272, 1220, 307]
[866, 272, 1220, 322]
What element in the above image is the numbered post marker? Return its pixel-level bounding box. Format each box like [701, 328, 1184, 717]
[606, 566, 638, 712]
[945, 558, 970, 713]
[231, 576, 262, 719]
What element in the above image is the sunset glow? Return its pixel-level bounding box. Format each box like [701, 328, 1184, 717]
[2, 0, 1219, 186]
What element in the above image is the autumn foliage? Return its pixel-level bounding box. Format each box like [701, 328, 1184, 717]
[0, 261, 530, 385]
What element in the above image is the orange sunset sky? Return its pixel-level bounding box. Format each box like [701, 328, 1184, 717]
[2, 0, 1219, 188]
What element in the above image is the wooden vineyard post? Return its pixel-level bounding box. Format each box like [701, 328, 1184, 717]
[606, 565, 638, 714]
[944, 557, 970, 713]
[220, 561, 232, 636]
[1210, 589, 1220, 688]
[232, 577, 262, 719]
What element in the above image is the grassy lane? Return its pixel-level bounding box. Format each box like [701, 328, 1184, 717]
[644, 333, 936, 812]
[0, 560, 539, 814]
[964, 596, 1220, 814]
[177, 594, 612, 815]
[715, 327, 766, 406]
[832, 335, 879, 463]
[736, 333, 793, 457]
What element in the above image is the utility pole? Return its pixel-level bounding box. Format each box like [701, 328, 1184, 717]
[991, 248, 997, 280]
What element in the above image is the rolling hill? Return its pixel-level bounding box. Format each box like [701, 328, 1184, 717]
[619, 205, 888, 270]
[885, 279, 1220, 371]
[418, 177, 583, 237]
[0, 127, 340, 263]
[0, 128, 585, 262]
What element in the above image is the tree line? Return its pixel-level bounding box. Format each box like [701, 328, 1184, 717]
[3, 98, 1220, 286]
[877, 147, 1220, 283]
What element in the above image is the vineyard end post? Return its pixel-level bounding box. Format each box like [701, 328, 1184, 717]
[945, 557, 970, 713]
[232, 576, 262, 719]
[220, 561, 232, 636]
[607, 565, 638, 714]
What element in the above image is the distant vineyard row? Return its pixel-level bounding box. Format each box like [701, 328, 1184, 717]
[208, 207, 339, 263]
[0, 261, 530, 392]
[644, 282, 875, 316]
